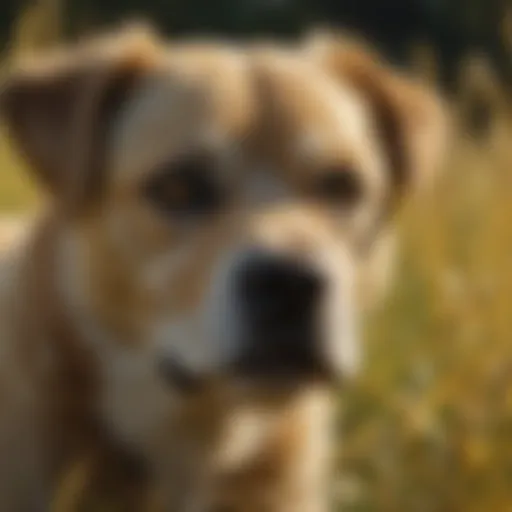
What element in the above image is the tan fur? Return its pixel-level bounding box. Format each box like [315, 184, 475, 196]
[0, 215, 27, 249]
[304, 31, 449, 196]
[0, 25, 447, 511]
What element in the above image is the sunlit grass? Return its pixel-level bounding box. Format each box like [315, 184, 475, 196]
[0, 127, 37, 212]
[338, 108, 512, 511]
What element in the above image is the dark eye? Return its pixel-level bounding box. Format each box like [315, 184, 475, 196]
[143, 156, 223, 217]
[314, 168, 363, 207]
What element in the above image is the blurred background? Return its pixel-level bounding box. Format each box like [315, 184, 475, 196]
[0, 1, 511, 511]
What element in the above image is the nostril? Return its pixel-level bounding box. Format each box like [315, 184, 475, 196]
[292, 267, 323, 301]
[237, 253, 324, 321]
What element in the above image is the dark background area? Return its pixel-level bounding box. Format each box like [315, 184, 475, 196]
[1, 0, 511, 95]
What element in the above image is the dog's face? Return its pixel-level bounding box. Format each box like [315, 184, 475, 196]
[1, 28, 446, 389]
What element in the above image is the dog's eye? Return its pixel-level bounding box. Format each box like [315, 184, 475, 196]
[144, 157, 223, 217]
[314, 168, 363, 207]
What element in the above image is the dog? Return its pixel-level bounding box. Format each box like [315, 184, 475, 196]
[0, 25, 447, 511]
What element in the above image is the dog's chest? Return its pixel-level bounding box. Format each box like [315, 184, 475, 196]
[162, 389, 333, 512]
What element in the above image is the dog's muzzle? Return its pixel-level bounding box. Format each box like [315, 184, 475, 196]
[231, 251, 333, 381]
[157, 249, 354, 394]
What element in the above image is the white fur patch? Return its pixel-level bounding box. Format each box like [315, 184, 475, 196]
[317, 244, 362, 378]
[213, 407, 276, 469]
[57, 230, 174, 451]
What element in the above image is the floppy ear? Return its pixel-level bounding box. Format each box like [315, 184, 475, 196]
[305, 33, 449, 203]
[0, 24, 159, 212]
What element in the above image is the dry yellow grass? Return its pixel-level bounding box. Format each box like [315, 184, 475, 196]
[337, 102, 512, 511]
[0, 126, 37, 213]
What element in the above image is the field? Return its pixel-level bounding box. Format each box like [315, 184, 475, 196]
[337, 89, 512, 510]
[0, 48, 511, 511]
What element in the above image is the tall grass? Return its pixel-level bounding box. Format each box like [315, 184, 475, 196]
[0, 127, 37, 212]
[337, 104, 512, 511]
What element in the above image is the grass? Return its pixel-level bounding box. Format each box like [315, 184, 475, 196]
[0, 126, 37, 212]
[337, 109, 512, 511]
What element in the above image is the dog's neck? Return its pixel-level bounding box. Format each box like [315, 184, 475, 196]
[157, 384, 335, 512]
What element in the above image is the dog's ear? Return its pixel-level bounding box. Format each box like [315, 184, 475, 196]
[0, 24, 159, 211]
[305, 32, 449, 203]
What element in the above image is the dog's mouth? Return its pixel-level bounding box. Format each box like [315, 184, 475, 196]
[230, 330, 337, 384]
[157, 354, 206, 395]
[157, 331, 338, 396]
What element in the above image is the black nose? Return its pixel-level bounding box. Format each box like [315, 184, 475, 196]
[238, 253, 324, 326]
[235, 252, 326, 377]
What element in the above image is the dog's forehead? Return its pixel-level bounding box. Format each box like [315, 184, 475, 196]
[108, 44, 253, 179]
[247, 48, 377, 177]
[108, 43, 376, 184]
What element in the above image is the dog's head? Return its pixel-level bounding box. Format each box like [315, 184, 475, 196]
[1, 26, 447, 390]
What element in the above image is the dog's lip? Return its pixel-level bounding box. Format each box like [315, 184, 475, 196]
[156, 354, 205, 394]
[229, 362, 336, 386]
[229, 334, 339, 384]
[156, 351, 338, 396]
[230, 354, 337, 380]
[156, 329, 342, 394]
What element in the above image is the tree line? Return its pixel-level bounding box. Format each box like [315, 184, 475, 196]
[1, 0, 511, 95]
